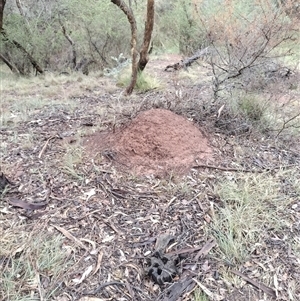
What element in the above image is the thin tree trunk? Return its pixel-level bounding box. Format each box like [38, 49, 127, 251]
[111, 0, 138, 95]
[0, 53, 21, 74]
[15, 0, 25, 16]
[1, 0, 42, 75]
[1, 31, 44, 74]
[0, 0, 6, 31]
[15, 0, 31, 33]
[59, 17, 77, 69]
[138, 0, 154, 72]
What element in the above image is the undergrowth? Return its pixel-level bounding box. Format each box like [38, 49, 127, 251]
[117, 70, 161, 92]
[211, 172, 293, 264]
[0, 229, 73, 301]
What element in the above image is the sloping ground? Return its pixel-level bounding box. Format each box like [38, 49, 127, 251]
[0, 57, 300, 301]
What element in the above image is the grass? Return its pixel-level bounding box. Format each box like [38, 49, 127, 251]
[62, 141, 85, 181]
[194, 290, 209, 301]
[0, 65, 106, 102]
[211, 172, 291, 265]
[0, 227, 73, 301]
[236, 94, 268, 122]
[117, 69, 161, 92]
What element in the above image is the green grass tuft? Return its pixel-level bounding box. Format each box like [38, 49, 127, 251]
[117, 70, 160, 92]
[1, 230, 72, 301]
[211, 172, 291, 264]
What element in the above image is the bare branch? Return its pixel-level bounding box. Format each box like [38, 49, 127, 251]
[276, 111, 300, 137]
[58, 17, 77, 69]
[1, 30, 43, 74]
[0, 52, 21, 74]
[15, 0, 25, 17]
[0, 0, 6, 31]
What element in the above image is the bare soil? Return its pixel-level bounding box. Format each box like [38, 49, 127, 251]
[84, 108, 213, 176]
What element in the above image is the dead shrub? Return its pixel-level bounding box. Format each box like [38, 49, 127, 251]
[193, 0, 299, 99]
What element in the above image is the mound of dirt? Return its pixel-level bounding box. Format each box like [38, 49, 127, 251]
[84, 109, 212, 175]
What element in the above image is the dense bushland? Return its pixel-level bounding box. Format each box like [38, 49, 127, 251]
[0, 0, 299, 78]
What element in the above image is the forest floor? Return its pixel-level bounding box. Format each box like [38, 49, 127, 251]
[1, 54, 300, 301]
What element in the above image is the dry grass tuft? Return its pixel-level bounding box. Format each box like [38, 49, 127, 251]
[212, 172, 292, 264]
[0, 224, 73, 301]
[117, 68, 161, 92]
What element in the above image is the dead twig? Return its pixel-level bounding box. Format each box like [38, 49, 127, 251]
[52, 224, 88, 251]
[192, 278, 223, 300]
[275, 111, 300, 138]
[192, 163, 296, 173]
[194, 239, 217, 260]
[8, 198, 48, 210]
[231, 269, 276, 298]
[38, 136, 56, 158]
[84, 281, 125, 295]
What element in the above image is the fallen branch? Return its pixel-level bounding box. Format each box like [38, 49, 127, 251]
[192, 278, 223, 300]
[231, 269, 276, 298]
[38, 136, 56, 158]
[165, 47, 212, 72]
[53, 224, 88, 251]
[192, 163, 296, 173]
[84, 281, 125, 295]
[0, 52, 20, 74]
[8, 198, 48, 210]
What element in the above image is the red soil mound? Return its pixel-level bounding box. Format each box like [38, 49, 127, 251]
[84, 109, 212, 175]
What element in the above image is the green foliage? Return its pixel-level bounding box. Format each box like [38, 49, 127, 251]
[232, 93, 269, 122]
[2, 0, 131, 73]
[1, 231, 72, 300]
[154, 0, 208, 54]
[118, 70, 160, 92]
[212, 173, 290, 264]
[194, 289, 210, 301]
[238, 96, 266, 121]
[1, 0, 298, 76]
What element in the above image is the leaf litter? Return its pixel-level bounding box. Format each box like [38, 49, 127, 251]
[0, 60, 300, 300]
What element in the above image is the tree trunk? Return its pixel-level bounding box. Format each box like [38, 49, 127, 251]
[1, 31, 44, 74]
[15, 0, 25, 16]
[1, 0, 43, 75]
[0, 0, 6, 31]
[111, 0, 138, 95]
[0, 53, 21, 74]
[59, 17, 77, 69]
[138, 0, 154, 72]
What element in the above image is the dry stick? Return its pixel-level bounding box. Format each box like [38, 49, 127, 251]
[53, 224, 88, 251]
[38, 136, 56, 158]
[0, 53, 20, 73]
[275, 111, 300, 138]
[36, 271, 44, 301]
[92, 250, 103, 276]
[231, 269, 276, 298]
[192, 164, 296, 173]
[8, 198, 48, 210]
[85, 281, 125, 295]
[192, 278, 222, 300]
